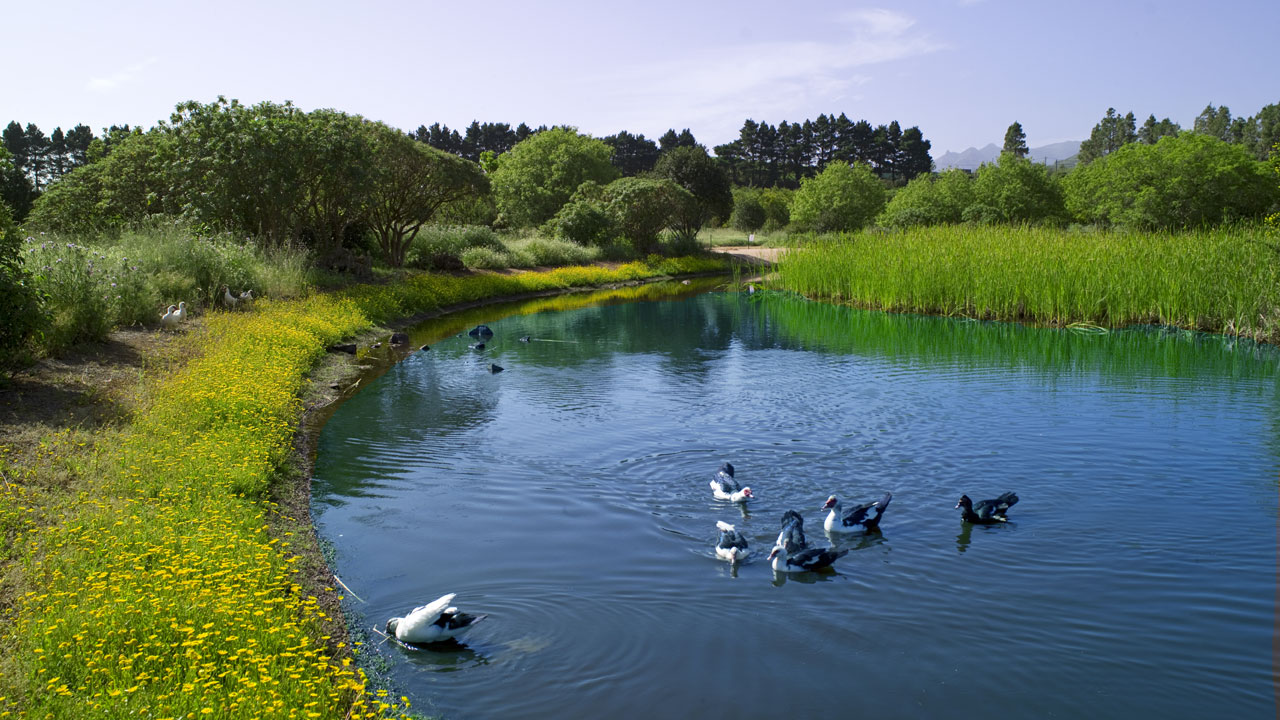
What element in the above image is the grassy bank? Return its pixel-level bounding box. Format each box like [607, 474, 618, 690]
[773, 224, 1280, 342]
[0, 256, 726, 719]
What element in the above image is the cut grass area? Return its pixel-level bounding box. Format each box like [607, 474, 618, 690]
[0, 256, 727, 719]
[698, 226, 792, 248]
[773, 224, 1280, 343]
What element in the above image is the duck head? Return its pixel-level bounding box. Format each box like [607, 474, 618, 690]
[955, 495, 973, 510]
[767, 546, 783, 562]
[740, 487, 754, 499]
[385, 617, 401, 635]
[821, 495, 839, 511]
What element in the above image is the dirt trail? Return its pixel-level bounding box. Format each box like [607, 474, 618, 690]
[710, 245, 784, 265]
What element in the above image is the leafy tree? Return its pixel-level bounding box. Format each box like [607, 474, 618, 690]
[878, 168, 975, 228]
[790, 162, 887, 232]
[1078, 109, 1137, 164]
[758, 187, 794, 229]
[0, 146, 35, 220]
[64, 124, 94, 166]
[601, 176, 687, 253]
[1193, 103, 1232, 141]
[549, 181, 615, 247]
[653, 145, 732, 228]
[295, 109, 377, 258]
[96, 130, 176, 225]
[971, 153, 1065, 224]
[25, 162, 109, 235]
[490, 127, 618, 227]
[1138, 115, 1180, 144]
[0, 194, 41, 368]
[1002, 122, 1028, 158]
[364, 125, 489, 266]
[658, 128, 699, 152]
[601, 131, 659, 176]
[730, 187, 766, 231]
[1063, 133, 1277, 228]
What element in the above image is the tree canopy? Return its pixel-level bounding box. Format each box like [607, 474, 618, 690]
[490, 128, 618, 228]
[1077, 108, 1137, 165]
[1002, 122, 1028, 158]
[790, 162, 887, 232]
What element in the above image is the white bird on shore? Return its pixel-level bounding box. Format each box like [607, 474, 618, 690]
[239, 289, 254, 305]
[386, 593, 486, 645]
[222, 285, 239, 308]
[174, 301, 187, 323]
[160, 305, 179, 330]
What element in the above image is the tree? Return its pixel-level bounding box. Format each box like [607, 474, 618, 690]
[490, 127, 618, 227]
[653, 145, 733, 228]
[1002, 122, 1028, 158]
[601, 131, 659, 176]
[600, 176, 687, 253]
[730, 187, 766, 232]
[658, 128, 699, 152]
[1063, 133, 1277, 228]
[790, 162, 887, 232]
[0, 146, 35, 220]
[0, 193, 41, 367]
[970, 153, 1065, 224]
[295, 109, 377, 258]
[895, 126, 934, 181]
[878, 168, 975, 228]
[364, 126, 490, 266]
[1193, 103, 1232, 141]
[1078, 108, 1137, 164]
[1138, 115, 1180, 144]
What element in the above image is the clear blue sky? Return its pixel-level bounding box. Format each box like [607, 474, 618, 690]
[4, 0, 1277, 155]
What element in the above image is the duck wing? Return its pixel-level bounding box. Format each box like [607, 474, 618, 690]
[777, 510, 808, 552]
[843, 491, 892, 528]
[398, 593, 456, 637]
[790, 546, 847, 571]
[976, 492, 1018, 520]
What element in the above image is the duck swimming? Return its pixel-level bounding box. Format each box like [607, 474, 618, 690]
[822, 492, 892, 535]
[386, 593, 486, 644]
[709, 462, 754, 503]
[956, 492, 1019, 524]
[714, 521, 749, 563]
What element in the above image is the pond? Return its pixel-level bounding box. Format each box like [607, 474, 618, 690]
[311, 283, 1278, 719]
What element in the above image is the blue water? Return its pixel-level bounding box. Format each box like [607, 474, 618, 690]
[312, 287, 1278, 719]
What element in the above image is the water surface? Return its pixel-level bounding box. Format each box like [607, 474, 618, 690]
[312, 287, 1278, 719]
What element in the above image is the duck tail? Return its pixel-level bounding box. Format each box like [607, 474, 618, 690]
[716, 520, 736, 533]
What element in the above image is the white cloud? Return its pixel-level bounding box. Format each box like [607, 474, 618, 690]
[87, 58, 158, 93]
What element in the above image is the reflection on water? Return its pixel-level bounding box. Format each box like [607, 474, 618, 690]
[313, 288, 1279, 720]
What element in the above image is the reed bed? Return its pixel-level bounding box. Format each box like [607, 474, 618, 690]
[773, 225, 1280, 343]
[0, 256, 726, 719]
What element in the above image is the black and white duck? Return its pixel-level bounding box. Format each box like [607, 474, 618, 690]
[822, 492, 892, 535]
[386, 593, 487, 644]
[768, 542, 847, 573]
[714, 521, 749, 563]
[955, 492, 1019, 524]
[709, 462, 754, 503]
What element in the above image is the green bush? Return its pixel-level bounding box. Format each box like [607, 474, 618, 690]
[550, 196, 616, 246]
[879, 169, 975, 228]
[1, 204, 42, 367]
[731, 188, 766, 231]
[972, 153, 1065, 225]
[759, 188, 793, 230]
[460, 246, 512, 269]
[405, 225, 505, 270]
[791, 162, 887, 232]
[507, 237, 600, 266]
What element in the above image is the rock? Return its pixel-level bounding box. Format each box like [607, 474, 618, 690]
[468, 324, 494, 339]
[327, 343, 357, 354]
[419, 344, 431, 352]
[472, 342, 486, 350]
[489, 363, 504, 373]
[390, 332, 409, 345]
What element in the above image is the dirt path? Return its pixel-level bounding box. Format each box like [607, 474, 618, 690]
[710, 245, 785, 265]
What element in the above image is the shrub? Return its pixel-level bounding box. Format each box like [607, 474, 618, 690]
[405, 225, 505, 270]
[460, 246, 512, 269]
[1, 204, 42, 366]
[759, 187, 793, 230]
[602, 177, 686, 254]
[972, 153, 1066, 225]
[507, 237, 600, 266]
[731, 188, 766, 231]
[790, 162, 887, 232]
[550, 196, 616, 246]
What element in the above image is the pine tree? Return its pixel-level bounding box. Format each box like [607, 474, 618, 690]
[1002, 121, 1029, 158]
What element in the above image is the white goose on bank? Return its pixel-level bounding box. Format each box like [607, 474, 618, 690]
[709, 462, 754, 503]
[160, 304, 179, 330]
[386, 593, 487, 644]
[239, 289, 254, 306]
[174, 301, 187, 323]
[714, 520, 749, 563]
[822, 492, 892, 535]
[222, 285, 239, 309]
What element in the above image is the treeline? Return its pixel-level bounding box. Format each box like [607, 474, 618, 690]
[1077, 103, 1280, 165]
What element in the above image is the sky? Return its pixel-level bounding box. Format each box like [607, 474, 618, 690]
[3, 0, 1278, 156]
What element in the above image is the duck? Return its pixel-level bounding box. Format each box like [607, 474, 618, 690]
[822, 492, 892, 535]
[709, 462, 753, 503]
[768, 542, 847, 573]
[239, 289, 254, 304]
[174, 301, 187, 323]
[714, 521, 749, 563]
[221, 285, 239, 309]
[956, 492, 1019, 524]
[386, 593, 487, 644]
[776, 509, 808, 553]
[160, 305, 179, 330]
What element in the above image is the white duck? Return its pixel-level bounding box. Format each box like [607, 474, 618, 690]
[160, 305, 179, 330]
[222, 285, 239, 309]
[386, 593, 486, 644]
[174, 301, 187, 323]
[709, 462, 754, 503]
[822, 492, 892, 535]
[714, 521, 749, 563]
[239, 289, 254, 305]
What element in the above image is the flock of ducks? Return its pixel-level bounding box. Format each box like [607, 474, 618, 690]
[710, 461, 1018, 573]
[157, 286, 254, 331]
[385, 459, 1020, 646]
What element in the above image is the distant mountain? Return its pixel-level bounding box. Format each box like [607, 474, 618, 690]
[934, 140, 1081, 171]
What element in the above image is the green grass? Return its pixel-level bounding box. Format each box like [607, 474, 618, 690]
[772, 224, 1280, 343]
[698, 225, 792, 248]
[0, 255, 728, 719]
